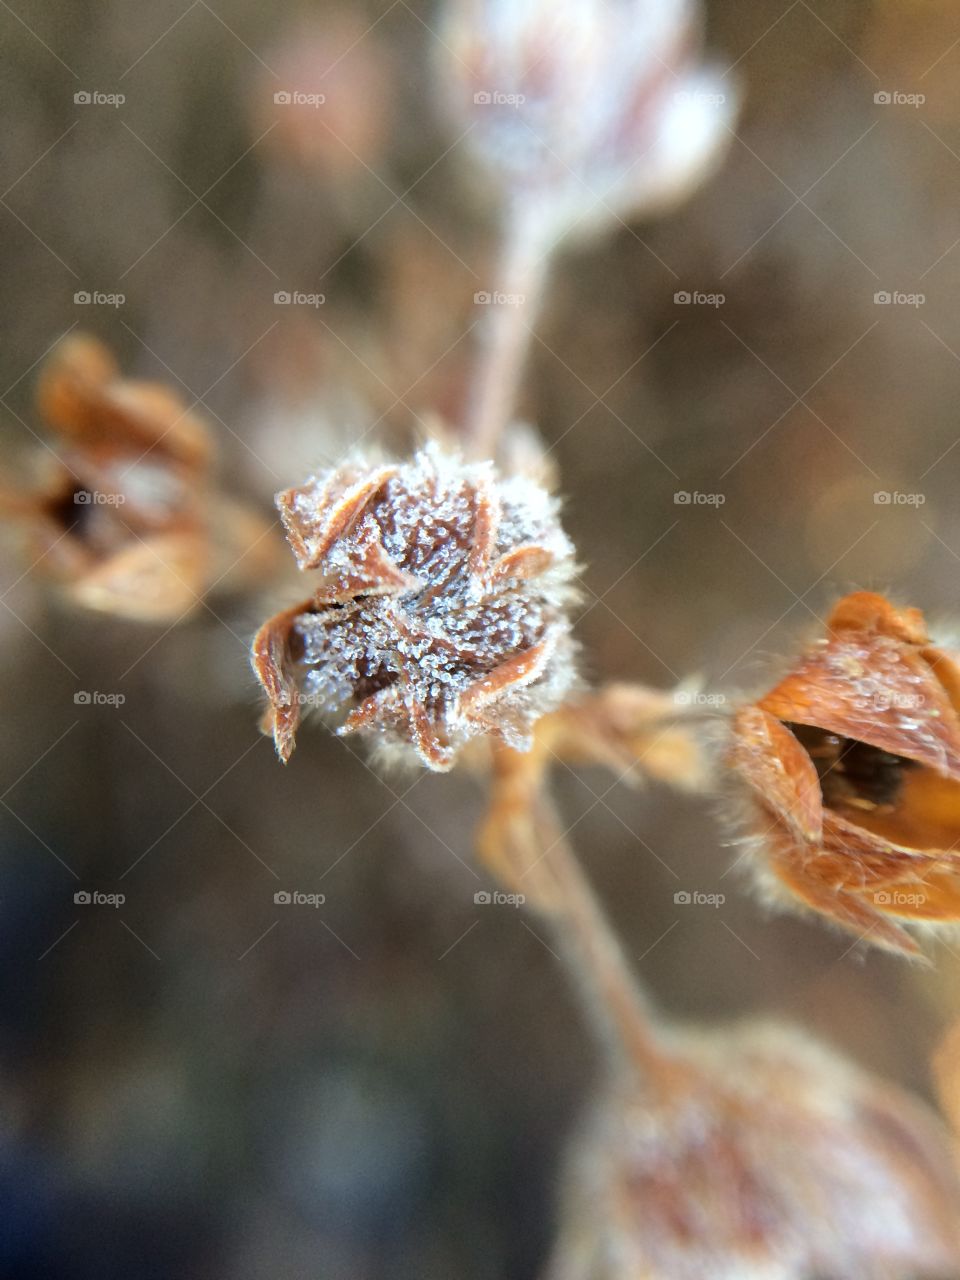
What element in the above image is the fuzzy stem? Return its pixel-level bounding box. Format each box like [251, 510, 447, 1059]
[483, 745, 682, 1091]
[463, 205, 553, 461]
[527, 813, 684, 1093]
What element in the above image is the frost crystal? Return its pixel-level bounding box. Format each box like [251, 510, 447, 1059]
[252, 443, 578, 770]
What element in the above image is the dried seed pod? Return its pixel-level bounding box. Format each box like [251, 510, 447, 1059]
[3, 335, 275, 622]
[730, 591, 960, 956]
[548, 1021, 960, 1280]
[252, 442, 578, 769]
[439, 0, 737, 244]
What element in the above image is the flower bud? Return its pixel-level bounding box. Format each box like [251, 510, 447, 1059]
[730, 592, 960, 955]
[438, 0, 737, 244]
[548, 1021, 960, 1279]
[252, 442, 578, 769]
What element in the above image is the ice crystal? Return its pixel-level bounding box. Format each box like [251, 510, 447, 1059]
[252, 443, 578, 770]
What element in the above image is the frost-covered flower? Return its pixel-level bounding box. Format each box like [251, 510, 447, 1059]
[731, 592, 960, 956]
[252, 443, 578, 770]
[438, 0, 737, 243]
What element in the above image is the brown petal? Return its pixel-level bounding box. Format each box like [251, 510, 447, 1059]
[38, 336, 211, 470]
[459, 634, 555, 715]
[277, 467, 395, 569]
[758, 631, 960, 779]
[68, 532, 207, 623]
[827, 590, 928, 644]
[251, 600, 314, 762]
[731, 707, 823, 844]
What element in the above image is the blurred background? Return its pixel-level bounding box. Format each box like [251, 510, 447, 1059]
[2, 0, 960, 1275]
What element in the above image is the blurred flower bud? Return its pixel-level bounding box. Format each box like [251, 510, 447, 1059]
[252, 442, 578, 769]
[548, 1020, 960, 1279]
[254, 15, 393, 176]
[730, 592, 960, 956]
[2, 336, 275, 623]
[438, 0, 737, 244]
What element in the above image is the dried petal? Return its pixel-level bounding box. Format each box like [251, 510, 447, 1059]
[730, 592, 960, 955]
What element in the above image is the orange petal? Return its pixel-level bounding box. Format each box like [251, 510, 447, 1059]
[758, 632, 960, 779]
[827, 591, 929, 644]
[730, 707, 823, 844]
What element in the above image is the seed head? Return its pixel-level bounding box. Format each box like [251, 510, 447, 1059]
[252, 443, 578, 770]
[730, 592, 960, 956]
[548, 1021, 960, 1280]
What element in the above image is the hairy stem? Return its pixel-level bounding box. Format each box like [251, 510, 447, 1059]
[463, 206, 552, 461]
[483, 747, 682, 1091]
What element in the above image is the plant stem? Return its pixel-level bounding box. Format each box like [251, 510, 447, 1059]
[463, 206, 552, 462]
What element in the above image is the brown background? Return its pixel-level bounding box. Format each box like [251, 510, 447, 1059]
[1, 1, 958, 1276]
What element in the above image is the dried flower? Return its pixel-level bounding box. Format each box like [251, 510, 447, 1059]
[438, 0, 737, 245]
[2, 335, 275, 622]
[252, 442, 578, 769]
[731, 591, 960, 956]
[547, 1020, 960, 1280]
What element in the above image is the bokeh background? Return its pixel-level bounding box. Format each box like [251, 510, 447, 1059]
[2, 0, 960, 1276]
